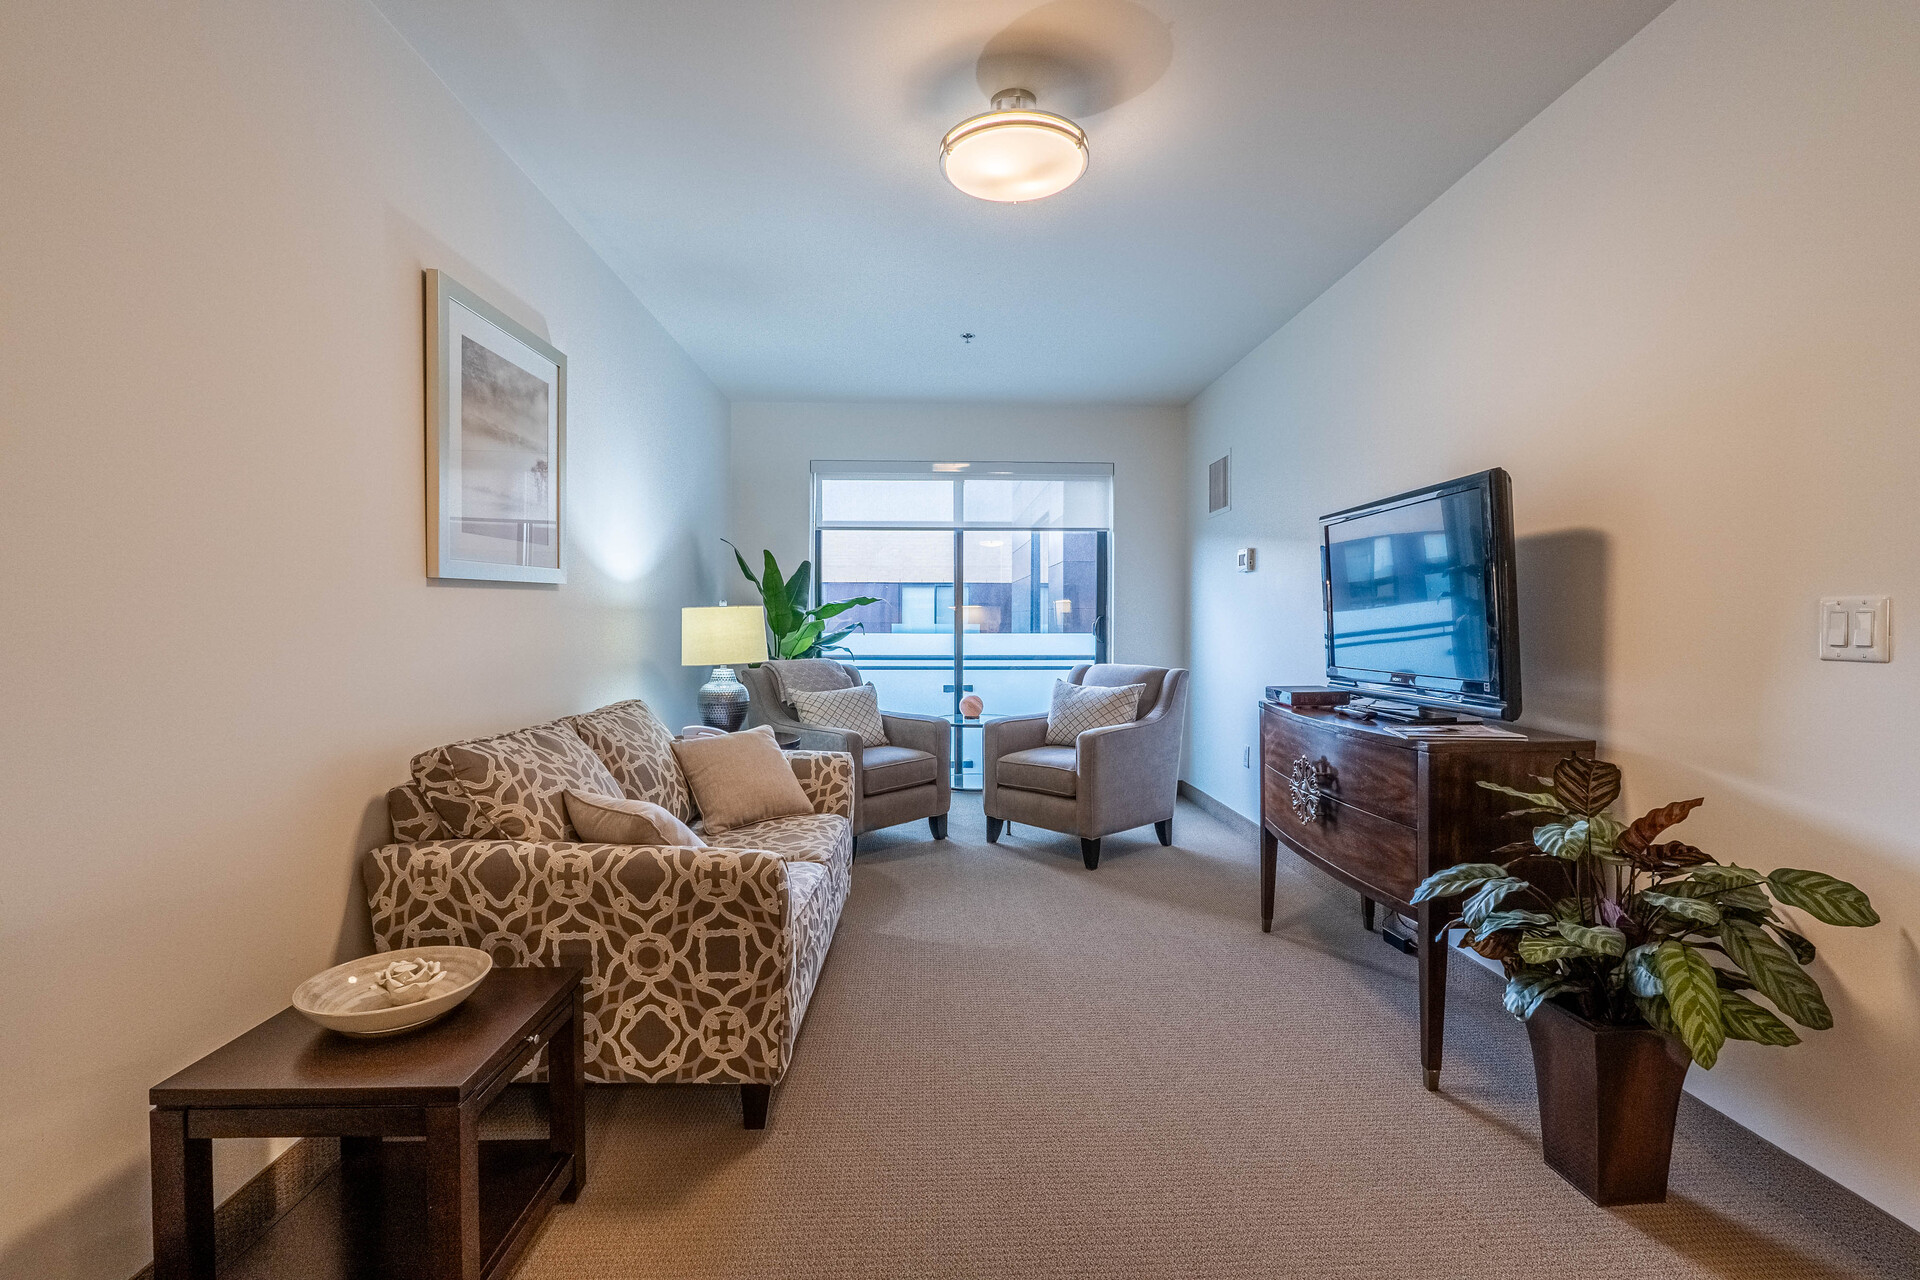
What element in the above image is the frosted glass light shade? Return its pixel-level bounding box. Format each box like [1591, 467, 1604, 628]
[941, 106, 1088, 203]
[682, 606, 769, 666]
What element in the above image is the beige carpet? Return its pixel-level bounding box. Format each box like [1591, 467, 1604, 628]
[501, 794, 1918, 1279]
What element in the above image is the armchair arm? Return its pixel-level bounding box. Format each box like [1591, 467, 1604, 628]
[1075, 706, 1185, 838]
[784, 749, 855, 820]
[365, 839, 799, 1083]
[982, 713, 1049, 814]
[983, 713, 1048, 759]
[882, 711, 950, 771]
[792, 725, 862, 756]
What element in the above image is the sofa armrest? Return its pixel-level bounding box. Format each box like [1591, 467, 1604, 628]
[365, 840, 801, 1083]
[882, 711, 950, 770]
[784, 750, 855, 820]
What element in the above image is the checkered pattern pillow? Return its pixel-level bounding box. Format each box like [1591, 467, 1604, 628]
[789, 682, 889, 748]
[1045, 680, 1145, 746]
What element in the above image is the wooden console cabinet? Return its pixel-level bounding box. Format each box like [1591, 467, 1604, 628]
[1259, 700, 1592, 1090]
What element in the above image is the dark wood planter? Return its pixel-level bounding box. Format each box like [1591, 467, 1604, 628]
[1526, 997, 1691, 1206]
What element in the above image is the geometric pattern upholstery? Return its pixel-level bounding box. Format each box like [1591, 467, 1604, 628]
[702, 811, 848, 864]
[560, 700, 694, 823]
[365, 839, 839, 1083]
[780, 750, 858, 824]
[1044, 680, 1145, 747]
[387, 783, 446, 843]
[369, 724, 857, 1086]
[789, 683, 888, 748]
[409, 722, 622, 840]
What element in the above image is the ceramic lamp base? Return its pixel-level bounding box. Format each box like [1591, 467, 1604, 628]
[698, 665, 750, 731]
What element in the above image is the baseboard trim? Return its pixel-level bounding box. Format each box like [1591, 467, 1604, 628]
[1178, 780, 1258, 839]
[130, 1135, 339, 1280]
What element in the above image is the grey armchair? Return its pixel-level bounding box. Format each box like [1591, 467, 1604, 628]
[742, 660, 951, 841]
[982, 663, 1189, 869]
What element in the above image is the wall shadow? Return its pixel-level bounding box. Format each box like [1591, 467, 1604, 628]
[1513, 527, 1608, 739]
[0, 1156, 150, 1280]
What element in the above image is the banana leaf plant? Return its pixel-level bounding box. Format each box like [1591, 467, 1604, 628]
[726, 541, 879, 660]
[1411, 755, 1878, 1069]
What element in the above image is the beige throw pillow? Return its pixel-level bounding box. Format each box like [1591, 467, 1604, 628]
[670, 726, 813, 833]
[789, 682, 888, 748]
[564, 791, 704, 847]
[1044, 680, 1146, 746]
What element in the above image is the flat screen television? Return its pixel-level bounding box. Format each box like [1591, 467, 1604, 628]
[1320, 468, 1521, 721]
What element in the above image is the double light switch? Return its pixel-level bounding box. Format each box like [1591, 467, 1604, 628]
[1819, 596, 1891, 663]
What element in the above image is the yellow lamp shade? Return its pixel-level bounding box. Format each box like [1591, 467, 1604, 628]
[682, 606, 769, 666]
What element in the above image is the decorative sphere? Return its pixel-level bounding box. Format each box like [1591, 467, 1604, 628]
[959, 694, 984, 719]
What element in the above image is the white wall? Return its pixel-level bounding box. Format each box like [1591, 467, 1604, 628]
[730, 402, 1189, 674]
[1184, 0, 1920, 1226]
[0, 2, 729, 1275]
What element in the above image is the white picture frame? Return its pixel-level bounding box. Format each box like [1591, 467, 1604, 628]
[424, 269, 567, 583]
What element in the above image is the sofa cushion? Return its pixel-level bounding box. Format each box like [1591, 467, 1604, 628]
[703, 811, 851, 866]
[1076, 664, 1167, 718]
[1044, 679, 1144, 746]
[386, 783, 445, 843]
[862, 744, 937, 795]
[565, 791, 704, 847]
[411, 722, 623, 840]
[790, 683, 889, 748]
[997, 745, 1079, 797]
[670, 726, 814, 833]
[561, 699, 694, 822]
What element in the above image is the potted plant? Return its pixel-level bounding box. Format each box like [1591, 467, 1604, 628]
[726, 543, 879, 660]
[1413, 755, 1878, 1205]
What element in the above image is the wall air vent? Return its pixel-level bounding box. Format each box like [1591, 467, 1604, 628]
[1208, 453, 1231, 515]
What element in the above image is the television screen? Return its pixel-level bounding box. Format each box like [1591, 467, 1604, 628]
[1321, 469, 1519, 718]
[1326, 491, 1489, 684]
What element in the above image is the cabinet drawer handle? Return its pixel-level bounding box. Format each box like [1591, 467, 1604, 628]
[1288, 754, 1336, 823]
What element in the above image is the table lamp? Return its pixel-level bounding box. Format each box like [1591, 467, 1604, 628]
[682, 606, 769, 731]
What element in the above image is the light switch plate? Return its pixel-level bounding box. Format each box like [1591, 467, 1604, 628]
[1819, 596, 1891, 663]
[1235, 547, 1255, 572]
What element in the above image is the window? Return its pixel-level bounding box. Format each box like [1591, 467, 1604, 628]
[811, 461, 1114, 788]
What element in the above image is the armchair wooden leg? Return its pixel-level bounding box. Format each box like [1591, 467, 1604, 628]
[1081, 838, 1101, 870]
[1361, 895, 1377, 932]
[741, 1084, 770, 1130]
[1154, 818, 1172, 846]
[929, 813, 948, 840]
[986, 817, 1004, 844]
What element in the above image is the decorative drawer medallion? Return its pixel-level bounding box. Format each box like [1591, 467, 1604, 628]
[1288, 754, 1334, 823]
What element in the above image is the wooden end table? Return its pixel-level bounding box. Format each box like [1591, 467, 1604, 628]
[149, 966, 585, 1280]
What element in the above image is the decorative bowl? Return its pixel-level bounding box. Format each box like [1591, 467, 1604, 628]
[293, 946, 492, 1037]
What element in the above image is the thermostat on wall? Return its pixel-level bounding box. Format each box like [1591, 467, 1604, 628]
[1235, 547, 1255, 573]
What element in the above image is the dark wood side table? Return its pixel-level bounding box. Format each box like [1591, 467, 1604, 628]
[1258, 701, 1592, 1091]
[149, 966, 585, 1280]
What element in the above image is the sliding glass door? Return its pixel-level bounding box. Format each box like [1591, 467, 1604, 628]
[813, 463, 1113, 789]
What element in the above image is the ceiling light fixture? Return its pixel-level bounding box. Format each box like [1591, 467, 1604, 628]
[941, 89, 1088, 203]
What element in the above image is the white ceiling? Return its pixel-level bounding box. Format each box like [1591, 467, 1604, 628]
[374, 0, 1671, 403]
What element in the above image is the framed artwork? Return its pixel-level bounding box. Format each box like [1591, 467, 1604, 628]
[424, 269, 566, 582]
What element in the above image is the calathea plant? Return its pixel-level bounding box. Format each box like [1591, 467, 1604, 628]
[1412, 755, 1879, 1068]
[725, 542, 879, 660]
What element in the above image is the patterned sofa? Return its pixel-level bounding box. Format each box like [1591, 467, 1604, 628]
[364, 698, 854, 1128]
